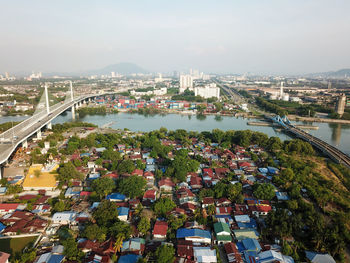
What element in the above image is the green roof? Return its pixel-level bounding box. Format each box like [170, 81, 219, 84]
[216, 235, 232, 241]
[233, 229, 259, 241]
[214, 222, 231, 234]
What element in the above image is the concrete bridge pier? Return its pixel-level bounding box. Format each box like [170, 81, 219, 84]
[22, 140, 28, 149]
[0, 165, 3, 179]
[72, 105, 76, 120]
[47, 122, 52, 130]
[37, 130, 42, 140]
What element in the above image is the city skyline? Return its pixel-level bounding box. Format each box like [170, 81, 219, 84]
[1, 0, 350, 75]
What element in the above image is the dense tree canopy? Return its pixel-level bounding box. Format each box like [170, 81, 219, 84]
[153, 197, 176, 217]
[253, 183, 275, 200]
[155, 244, 175, 263]
[91, 177, 116, 199]
[117, 175, 146, 198]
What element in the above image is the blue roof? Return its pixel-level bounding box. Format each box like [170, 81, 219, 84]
[267, 166, 279, 174]
[118, 254, 140, 263]
[258, 168, 268, 174]
[106, 193, 126, 201]
[80, 153, 91, 157]
[176, 228, 211, 240]
[243, 250, 259, 263]
[236, 242, 245, 252]
[0, 222, 6, 232]
[48, 254, 65, 263]
[117, 207, 129, 216]
[242, 238, 262, 252]
[276, 192, 290, 201]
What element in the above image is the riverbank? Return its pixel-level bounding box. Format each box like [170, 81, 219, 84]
[247, 121, 319, 130]
[288, 115, 350, 124]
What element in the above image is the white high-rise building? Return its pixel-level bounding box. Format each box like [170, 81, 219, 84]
[280, 82, 284, 98]
[194, 83, 220, 99]
[179, 75, 193, 93]
[111, 72, 116, 78]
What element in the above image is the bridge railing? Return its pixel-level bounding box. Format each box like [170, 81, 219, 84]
[0, 94, 95, 141]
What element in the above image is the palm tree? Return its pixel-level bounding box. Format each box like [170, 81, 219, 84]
[207, 204, 216, 216]
[113, 234, 125, 254]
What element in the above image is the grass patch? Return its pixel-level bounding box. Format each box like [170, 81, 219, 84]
[0, 235, 38, 256]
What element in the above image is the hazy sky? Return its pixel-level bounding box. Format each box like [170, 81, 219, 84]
[1, 0, 350, 75]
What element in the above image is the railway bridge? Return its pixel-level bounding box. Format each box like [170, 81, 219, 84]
[271, 115, 350, 168]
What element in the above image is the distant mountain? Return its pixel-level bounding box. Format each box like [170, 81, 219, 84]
[86, 62, 149, 75]
[308, 68, 350, 78]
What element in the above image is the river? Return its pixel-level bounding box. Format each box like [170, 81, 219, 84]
[1, 112, 349, 156]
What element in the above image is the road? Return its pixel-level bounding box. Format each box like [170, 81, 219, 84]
[0, 95, 89, 165]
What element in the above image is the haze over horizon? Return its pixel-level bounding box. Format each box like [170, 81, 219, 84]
[1, 0, 350, 75]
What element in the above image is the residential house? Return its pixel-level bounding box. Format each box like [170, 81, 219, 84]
[176, 228, 211, 244]
[214, 222, 232, 244]
[117, 207, 129, 222]
[152, 221, 168, 240]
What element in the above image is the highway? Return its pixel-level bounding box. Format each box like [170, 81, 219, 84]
[0, 94, 95, 166]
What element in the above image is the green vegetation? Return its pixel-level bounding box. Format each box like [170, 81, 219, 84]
[153, 197, 176, 217]
[77, 106, 107, 117]
[137, 217, 151, 236]
[155, 244, 175, 263]
[0, 236, 38, 260]
[56, 161, 84, 187]
[91, 177, 116, 199]
[171, 89, 205, 102]
[117, 175, 146, 198]
[253, 183, 275, 200]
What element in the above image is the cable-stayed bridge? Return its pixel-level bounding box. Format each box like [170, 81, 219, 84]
[0, 82, 117, 177]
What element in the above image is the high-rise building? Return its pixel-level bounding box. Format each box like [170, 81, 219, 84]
[328, 81, 332, 90]
[336, 94, 346, 116]
[179, 75, 193, 93]
[194, 83, 220, 99]
[280, 82, 284, 98]
[111, 72, 116, 78]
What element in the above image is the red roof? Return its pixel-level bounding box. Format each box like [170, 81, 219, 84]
[0, 203, 19, 211]
[158, 178, 175, 187]
[143, 189, 157, 200]
[153, 221, 168, 236]
[202, 197, 214, 205]
[80, 191, 92, 196]
[132, 169, 143, 176]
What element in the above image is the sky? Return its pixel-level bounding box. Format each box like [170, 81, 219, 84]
[0, 0, 350, 75]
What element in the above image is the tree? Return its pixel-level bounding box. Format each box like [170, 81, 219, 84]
[212, 129, 225, 143]
[117, 175, 146, 198]
[137, 217, 150, 236]
[168, 214, 187, 231]
[34, 169, 41, 178]
[57, 161, 84, 185]
[153, 198, 176, 217]
[91, 177, 116, 199]
[93, 200, 118, 226]
[253, 183, 275, 200]
[117, 159, 135, 174]
[196, 104, 207, 114]
[155, 244, 175, 263]
[83, 224, 107, 242]
[113, 233, 125, 254]
[226, 183, 242, 201]
[20, 248, 37, 263]
[110, 220, 132, 238]
[62, 238, 84, 261]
